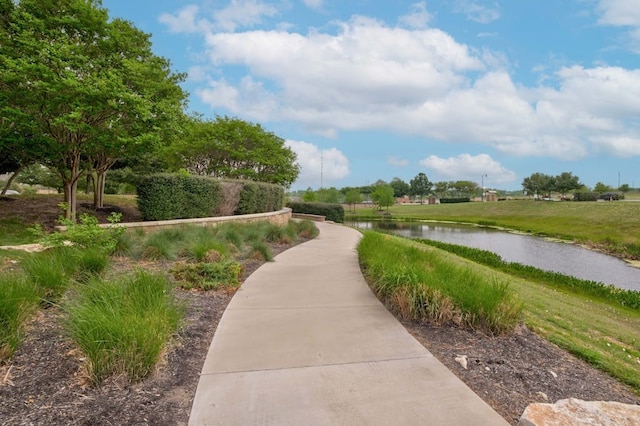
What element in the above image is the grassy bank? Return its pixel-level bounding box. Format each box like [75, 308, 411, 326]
[348, 200, 640, 258]
[357, 233, 640, 393]
[358, 232, 522, 334]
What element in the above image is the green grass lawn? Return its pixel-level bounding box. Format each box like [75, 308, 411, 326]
[351, 200, 640, 255]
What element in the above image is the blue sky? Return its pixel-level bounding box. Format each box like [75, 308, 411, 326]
[102, 0, 640, 191]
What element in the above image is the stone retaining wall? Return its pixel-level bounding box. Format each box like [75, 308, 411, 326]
[57, 208, 293, 232]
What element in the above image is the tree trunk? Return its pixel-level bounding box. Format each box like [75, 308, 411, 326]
[86, 173, 93, 195]
[95, 170, 106, 208]
[1, 167, 22, 195]
[62, 151, 82, 221]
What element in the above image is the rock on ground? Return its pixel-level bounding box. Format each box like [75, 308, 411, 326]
[519, 398, 640, 426]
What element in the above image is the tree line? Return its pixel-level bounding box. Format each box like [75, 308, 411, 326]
[0, 0, 299, 219]
[294, 170, 632, 210]
[521, 172, 629, 199]
[294, 173, 483, 210]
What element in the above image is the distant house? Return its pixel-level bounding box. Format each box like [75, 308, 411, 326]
[485, 191, 498, 202]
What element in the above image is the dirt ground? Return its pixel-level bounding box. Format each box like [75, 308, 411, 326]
[1, 195, 639, 425]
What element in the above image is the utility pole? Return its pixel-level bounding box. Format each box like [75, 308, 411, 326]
[481, 174, 487, 202]
[320, 154, 324, 189]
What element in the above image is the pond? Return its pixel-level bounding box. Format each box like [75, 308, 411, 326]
[348, 221, 640, 292]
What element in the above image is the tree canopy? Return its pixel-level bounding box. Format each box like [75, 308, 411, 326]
[409, 173, 432, 202]
[522, 172, 582, 199]
[1, 0, 186, 218]
[389, 177, 410, 198]
[166, 115, 300, 187]
[371, 185, 395, 210]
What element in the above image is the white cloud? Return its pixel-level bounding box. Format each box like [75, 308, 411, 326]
[200, 17, 483, 134]
[284, 140, 350, 188]
[420, 153, 517, 184]
[214, 0, 278, 32]
[159, 1, 278, 34]
[186, 65, 209, 83]
[303, 0, 324, 11]
[452, 1, 500, 24]
[597, 0, 640, 26]
[183, 11, 640, 160]
[596, 0, 640, 51]
[387, 156, 409, 167]
[159, 5, 211, 33]
[399, 2, 432, 29]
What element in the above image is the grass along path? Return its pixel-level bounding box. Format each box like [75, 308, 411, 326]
[362, 235, 640, 394]
[350, 200, 640, 258]
[514, 278, 640, 392]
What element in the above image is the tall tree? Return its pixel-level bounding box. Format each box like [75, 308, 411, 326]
[316, 187, 341, 203]
[371, 185, 395, 210]
[167, 115, 300, 187]
[554, 172, 581, 198]
[522, 173, 555, 199]
[344, 188, 363, 212]
[594, 182, 613, 193]
[1, 0, 186, 218]
[451, 180, 479, 197]
[409, 172, 432, 203]
[433, 181, 449, 199]
[389, 177, 410, 198]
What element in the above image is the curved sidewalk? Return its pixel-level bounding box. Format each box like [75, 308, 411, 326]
[188, 222, 508, 425]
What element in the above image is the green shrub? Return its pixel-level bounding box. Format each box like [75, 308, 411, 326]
[38, 212, 124, 254]
[286, 201, 345, 223]
[235, 182, 259, 215]
[0, 273, 40, 360]
[357, 232, 521, 334]
[573, 191, 599, 201]
[171, 261, 243, 290]
[136, 174, 221, 220]
[64, 271, 183, 384]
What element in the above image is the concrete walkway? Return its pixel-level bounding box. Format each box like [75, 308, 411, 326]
[188, 222, 508, 425]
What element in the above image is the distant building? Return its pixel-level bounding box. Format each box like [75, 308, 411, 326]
[485, 191, 498, 202]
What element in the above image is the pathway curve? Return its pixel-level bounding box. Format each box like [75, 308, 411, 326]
[188, 222, 508, 425]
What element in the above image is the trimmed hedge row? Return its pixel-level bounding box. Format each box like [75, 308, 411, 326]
[235, 181, 284, 215]
[439, 197, 471, 204]
[136, 174, 284, 221]
[286, 201, 344, 223]
[573, 192, 599, 202]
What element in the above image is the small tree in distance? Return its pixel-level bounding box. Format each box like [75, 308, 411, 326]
[344, 189, 363, 212]
[302, 187, 317, 202]
[371, 185, 395, 211]
[410, 173, 432, 204]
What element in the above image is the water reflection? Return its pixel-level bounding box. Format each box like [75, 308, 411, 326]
[349, 221, 640, 292]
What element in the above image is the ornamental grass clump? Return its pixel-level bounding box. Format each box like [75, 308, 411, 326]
[20, 247, 76, 306]
[170, 261, 243, 290]
[357, 232, 522, 335]
[64, 271, 183, 384]
[290, 219, 320, 239]
[0, 273, 40, 361]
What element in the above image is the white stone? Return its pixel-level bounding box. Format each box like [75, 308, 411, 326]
[519, 398, 640, 426]
[455, 354, 468, 369]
